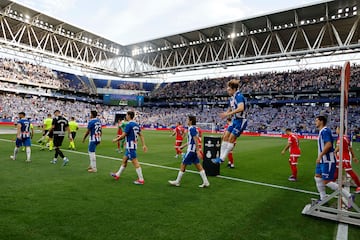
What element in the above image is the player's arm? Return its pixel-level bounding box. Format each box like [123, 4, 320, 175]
[316, 141, 332, 163]
[349, 145, 359, 163]
[138, 132, 148, 152]
[66, 125, 72, 141]
[179, 142, 187, 150]
[16, 123, 21, 139]
[334, 143, 340, 155]
[30, 124, 34, 139]
[50, 120, 55, 133]
[193, 135, 202, 159]
[220, 103, 244, 119]
[82, 129, 90, 143]
[113, 132, 126, 142]
[281, 142, 291, 155]
[179, 130, 189, 149]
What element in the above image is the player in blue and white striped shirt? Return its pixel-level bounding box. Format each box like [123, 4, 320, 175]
[10, 112, 32, 162]
[212, 79, 247, 164]
[111, 111, 147, 185]
[82, 110, 102, 173]
[313, 115, 355, 207]
[169, 115, 210, 188]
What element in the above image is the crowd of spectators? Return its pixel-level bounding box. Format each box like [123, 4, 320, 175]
[117, 82, 142, 90]
[0, 58, 93, 93]
[0, 58, 66, 89]
[149, 65, 360, 99]
[1, 92, 359, 135]
[0, 58, 359, 135]
[0, 93, 115, 125]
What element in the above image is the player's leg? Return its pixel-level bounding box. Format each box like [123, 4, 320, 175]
[212, 130, 231, 164]
[87, 142, 97, 173]
[219, 133, 236, 161]
[314, 164, 327, 201]
[169, 163, 186, 187]
[169, 153, 192, 186]
[288, 156, 298, 181]
[111, 155, 129, 180]
[176, 141, 182, 155]
[69, 132, 76, 150]
[52, 136, 68, 166]
[195, 162, 210, 188]
[227, 151, 234, 168]
[37, 131, 46, 143]
[174, 141, 180, 157]
[132, 157, 144, 185]
[344, 162, 360, 192]
[10, 139, 21, 160]
[322, 163, 355, 207]
[40, 135, 47, 150]
[215, 119, 246, 164]
[48, 138, 54, 151]
[48, 131, 54, 151]
[346, 169, 360, 193]
[24, 138, 31, 162]
[54, 146, 65, 162]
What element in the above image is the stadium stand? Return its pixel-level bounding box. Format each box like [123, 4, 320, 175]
[1, 58, 359, 138]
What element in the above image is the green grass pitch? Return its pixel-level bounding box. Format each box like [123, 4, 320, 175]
[0, 126, 359, 240]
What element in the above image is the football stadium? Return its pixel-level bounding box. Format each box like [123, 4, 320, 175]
[1, 0, 360, 239]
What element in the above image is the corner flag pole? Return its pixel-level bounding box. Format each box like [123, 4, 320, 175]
[338, 61, 350, 210]
[302, 61, 360, 226]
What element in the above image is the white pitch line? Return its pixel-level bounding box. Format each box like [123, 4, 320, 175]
[0, 138, 318, 196]
[336, 223, 348, 240]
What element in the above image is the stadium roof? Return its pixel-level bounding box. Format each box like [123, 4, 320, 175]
[1, 0, 360, 78]
[0, 0, 126, 55]
[127, 0, 360, 75]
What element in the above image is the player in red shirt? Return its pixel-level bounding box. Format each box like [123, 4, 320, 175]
[224, 118, 236, 168]
[116, 119, 123, 153]
[334, 126, 360, 193]
[172, 122, 185, 158]
[281, 128, 301, 181]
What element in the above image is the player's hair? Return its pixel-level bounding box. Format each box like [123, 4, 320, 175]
[54, 110, 60, 114]
[47, 113, 51, 117]
[316, 115, 327, 125]
[336, 125, 346, 133]
[19, 112, 25, 116]
[226, 117, 232, 122]
[127, 111, 135, 119]
[227, 79, 240, 90]
[285, 128, 292, 132]
[90, 111, 97, 118]
[71, 117, 75, 120]
[188, 115, 196, 125]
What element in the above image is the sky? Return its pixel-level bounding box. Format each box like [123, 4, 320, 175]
[13, 0, 324, 45]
